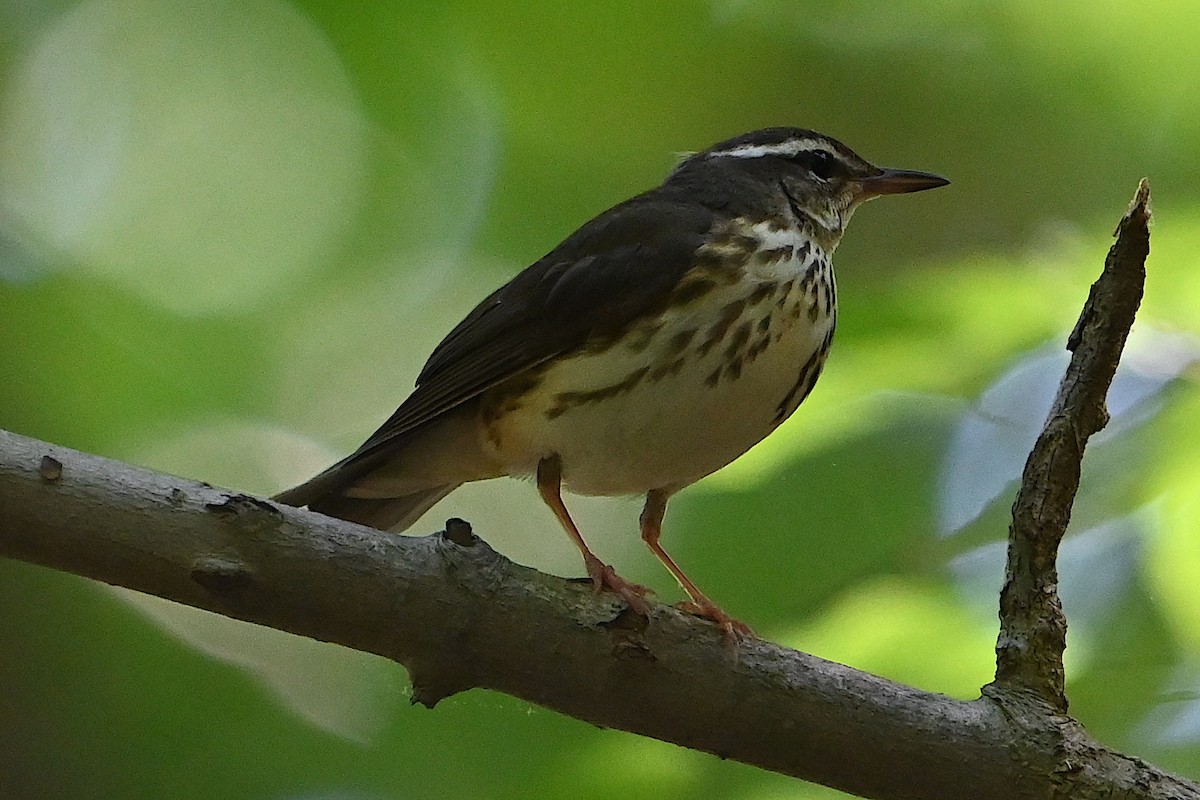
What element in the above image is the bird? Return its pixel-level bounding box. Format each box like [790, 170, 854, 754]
[275, 127, 948, 638]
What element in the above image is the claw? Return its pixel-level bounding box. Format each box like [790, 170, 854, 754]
[677, 597, 754, 642]
[583, 553, 653, 615]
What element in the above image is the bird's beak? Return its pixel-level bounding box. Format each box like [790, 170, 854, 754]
[859, 168, 949, 198]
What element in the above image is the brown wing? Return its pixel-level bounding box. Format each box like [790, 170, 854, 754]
[274, 191, 718, 505]
[352, 192, 717, 457]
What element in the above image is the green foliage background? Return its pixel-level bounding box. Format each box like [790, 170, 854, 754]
[2, 1, 1200, 798]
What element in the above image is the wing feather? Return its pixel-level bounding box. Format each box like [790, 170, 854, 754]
[350, 192, 717, 459]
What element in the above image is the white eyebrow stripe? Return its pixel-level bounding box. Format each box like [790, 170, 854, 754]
[707, 139, 824, 159]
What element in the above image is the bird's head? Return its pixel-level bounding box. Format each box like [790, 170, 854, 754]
[669, 127, 948, 249]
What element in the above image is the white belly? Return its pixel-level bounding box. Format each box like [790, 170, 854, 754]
[485, 244, 836, 496]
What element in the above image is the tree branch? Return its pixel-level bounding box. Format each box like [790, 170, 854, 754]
[993, 180, 1152, 710]
[0, 181, 1194, 800]
[0, 427, 1028, 798]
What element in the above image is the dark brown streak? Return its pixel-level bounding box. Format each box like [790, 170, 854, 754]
[725, 321, 753, 362]
[648, 356, 687, 382]
[697, 299, 748, 356]
[668, 329, 697, 354]
[775, 328, 834, 424]
[746, 335, 771, 362]
[753, 247, 794, 269]
[670, 277, 718, 306]
[546, 366, 651, 420]
[749, 280, 779, 304]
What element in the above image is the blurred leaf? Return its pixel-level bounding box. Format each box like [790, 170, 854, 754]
[938, 327, 1199, 535]
[0, 0, 370, 314]
[111, 588, 401, 743]
[678, 392, 958, 629]
[1146, 392, 1200, 653]
[0, 279, 268, 452]
[780, 577, 995, 698]
[1138, 662, 1200, 747]
[949, 507, 1150, 675]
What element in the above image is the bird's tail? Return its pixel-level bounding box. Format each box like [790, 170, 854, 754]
[308, 484, 460, 532]
[273, 453, 459, 533]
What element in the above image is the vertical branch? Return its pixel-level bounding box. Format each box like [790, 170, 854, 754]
[992, 180, 1151, 709]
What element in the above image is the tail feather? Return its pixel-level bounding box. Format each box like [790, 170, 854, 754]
[271, 449, 386, 508]
[274, 409, 486, 532]
[273, 452, 460, 533]
[309, 484, 459, 532]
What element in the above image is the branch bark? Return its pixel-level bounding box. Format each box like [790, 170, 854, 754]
[0, 181, 1193, 800]
[993, 180, 1152, 710]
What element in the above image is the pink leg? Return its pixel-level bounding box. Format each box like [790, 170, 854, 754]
[537, 456, 652, 615]
[640, 488, 753, 641]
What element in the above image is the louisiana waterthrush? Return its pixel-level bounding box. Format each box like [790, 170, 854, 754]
[276, 127, 948, 638]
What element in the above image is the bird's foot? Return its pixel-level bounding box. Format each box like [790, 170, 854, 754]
[677, 597, 754, 642]
[582, 554, 653, 615]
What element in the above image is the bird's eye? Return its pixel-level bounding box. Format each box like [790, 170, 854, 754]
[797, 149, 837, 180]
